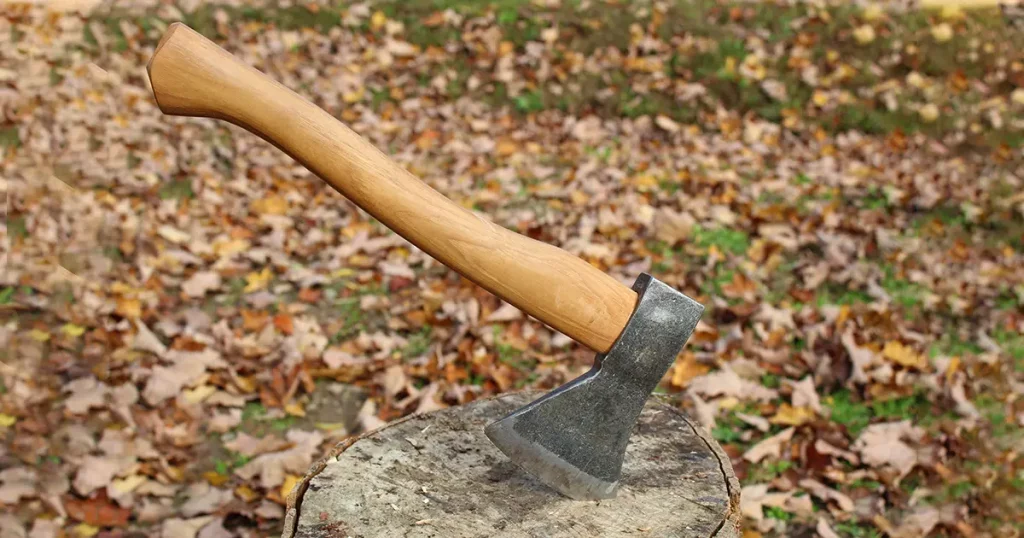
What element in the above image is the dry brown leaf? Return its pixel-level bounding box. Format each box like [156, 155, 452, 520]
[234, 430, 324, 489]
[853, 421, 924, 478]
[742, 427, 795, 463]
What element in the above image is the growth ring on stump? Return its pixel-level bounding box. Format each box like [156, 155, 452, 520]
[283, 391, 741, 538]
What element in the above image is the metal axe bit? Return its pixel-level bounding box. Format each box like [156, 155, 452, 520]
[147, 23, 704, 502]
[485, 274, 703, 499]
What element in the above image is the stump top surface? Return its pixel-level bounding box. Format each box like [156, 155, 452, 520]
[285, 391, 740, 538]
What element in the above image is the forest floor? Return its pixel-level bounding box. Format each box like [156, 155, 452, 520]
[1, 0, 1022, 537]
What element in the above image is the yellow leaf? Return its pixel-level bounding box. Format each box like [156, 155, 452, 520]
[284, 402, 306, 417]
[29, 329, 51, 342]
[213, 238, 251, 257]
[61, 323, 86, 337]
[235, 485, 260, 502]
[883, 341, 927, 369]
[569, 190, 589, 205]
[770, 404, 816, 426]
[0, 414, 16, 428]
[631, 174, 659, 191]
[281, 474, 301, 500]
[370, 10, 387, 31]
[669, 353, 709, 388]
[812, 90, 829, 107]
[722, 56, 737, 76]
[853, 25, 876, 45]
[244, 267, 273, 293]
[919, 103, 940, 123]
[315, 422, 347, 432]
[111, 474, 146, 494]
[73, 524, 99, 538]
[342, 87, 365, 103]
[251, 196, 289, 216]
[931, 22, 953, 43]
[330, 268, 354, 279]
[718, 396, 740, 410]
[183, 385, 217, 404]
[939, 5, 964, 21]
[204, 471, 230, 487]
[116, 297, 142, 319]
[232, 375, 258, 394]
[861, 3, 884, 22]
[498, 40, 515, 57]
[495, 139, 518, 157]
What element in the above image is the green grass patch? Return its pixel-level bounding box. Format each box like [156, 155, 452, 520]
[0, 127, 19, 150]
[159, 179, 194, 201]
[764, 506, 793, 521]
[834, 521, 883, 538]
[929, 335, 984, 358]
[693, 226, 750, 255]
[816, 284, 873, 307]
[403, 326, 433, 358]
[7, 216, 28, 241]
[745, 459, 793, 484]
[825, 390, 872, 437]
[870, 391, 930, 422]
[880, 265, 928, 309]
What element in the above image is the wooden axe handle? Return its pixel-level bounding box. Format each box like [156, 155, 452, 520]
[147, 23, 637, 353]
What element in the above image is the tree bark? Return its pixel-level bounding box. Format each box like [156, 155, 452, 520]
[283, 391, 741, 538]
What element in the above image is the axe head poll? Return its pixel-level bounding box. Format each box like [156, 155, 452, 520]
[485, 273, 704, 500]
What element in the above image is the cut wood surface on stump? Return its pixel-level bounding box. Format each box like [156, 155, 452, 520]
[283, 391, 741, 538]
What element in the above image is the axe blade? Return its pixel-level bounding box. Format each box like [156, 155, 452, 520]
[484, 273, 704, 500]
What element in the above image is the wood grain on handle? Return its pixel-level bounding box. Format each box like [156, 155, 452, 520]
[147, 23, 637, 353]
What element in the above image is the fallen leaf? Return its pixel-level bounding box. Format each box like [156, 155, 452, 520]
[223, 433, 292, 458]
[785, 376, 822, 413]
[280, 474, 300, 500]
[182, 271, 221, 298]
[882, 341, 927, 369]
[670, 353, 709, 388]
[740, 484, 793, 522]
[931, 22, 953, 43]
[179, 484, 232, 517]
[799, 478, 854, 511]
[161, 517, 213, 538]
[817, 518, 842, 538]
[853, 25, 876, 45]
[743, 427, 795, 463]
[64, 377, 108, 415]
[64, 494, 131, 527]
[688, 364, 778, 402]
[234, 430, 324, 489]
[0, 467, 36, 504]
[853, 421, 923, 478]
[244, 267, 273, 293]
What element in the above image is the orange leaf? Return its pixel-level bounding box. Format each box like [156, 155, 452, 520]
[669, 353, 709, 389]
[64, 494, 131, 527]
[241, 309, 269, 332]
[115, 298, 141, 319]
[297, 288, 321, 303]
[273, 313, 294, 335]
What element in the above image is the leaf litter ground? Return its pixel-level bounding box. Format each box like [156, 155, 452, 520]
[1, 1, 1022, 537]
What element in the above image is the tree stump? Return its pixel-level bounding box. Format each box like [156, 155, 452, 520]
[282, 391, 741, 538]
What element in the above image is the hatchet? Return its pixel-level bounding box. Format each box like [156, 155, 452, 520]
[148, 23, 704, 500]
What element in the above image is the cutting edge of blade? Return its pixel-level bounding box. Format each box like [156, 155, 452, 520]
[484, 417, 618, 501]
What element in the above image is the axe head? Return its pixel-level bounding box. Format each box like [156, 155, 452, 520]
[485, 273, 704, 500]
